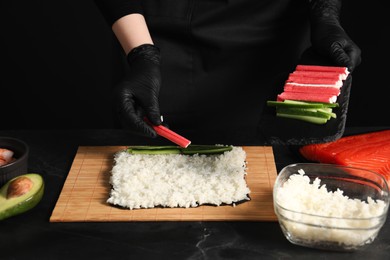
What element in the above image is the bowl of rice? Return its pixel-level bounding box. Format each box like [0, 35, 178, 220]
[273, 163, 389, 251]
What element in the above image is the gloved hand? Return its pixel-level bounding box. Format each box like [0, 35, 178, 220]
[113, 44, 162, 137]
[310, 0, 361, 72]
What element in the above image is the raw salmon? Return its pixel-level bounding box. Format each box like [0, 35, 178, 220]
[0, 148, 14, 167]
[299, 130, 390, 182]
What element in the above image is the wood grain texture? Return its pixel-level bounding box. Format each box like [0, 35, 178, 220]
[50, 146, 278, 222]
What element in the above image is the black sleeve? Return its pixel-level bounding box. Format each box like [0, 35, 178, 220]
[309, 0, 342, 23]
[94, 0, 144, 26]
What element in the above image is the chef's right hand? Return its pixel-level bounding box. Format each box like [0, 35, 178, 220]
[311, 21, 362, 73]
[113, 44, 162, 137]
[309, 0, 361, 73]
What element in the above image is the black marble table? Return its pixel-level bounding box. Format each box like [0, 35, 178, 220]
[0, 127, 389, 260]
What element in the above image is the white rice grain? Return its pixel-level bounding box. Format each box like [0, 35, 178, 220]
[275, 169, 388, 247]
[108, 146, 250, 209]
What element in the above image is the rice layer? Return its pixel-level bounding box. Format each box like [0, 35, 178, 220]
[108, 146, 250, 209]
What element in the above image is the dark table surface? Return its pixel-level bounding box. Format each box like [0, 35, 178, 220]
[1, 126, 389, 260]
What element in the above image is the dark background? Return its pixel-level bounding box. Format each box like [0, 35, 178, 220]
[1, 1, 388, 130]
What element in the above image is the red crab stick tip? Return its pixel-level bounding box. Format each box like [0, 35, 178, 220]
[152, 124, 191, 148]
[144, 118, 191, 148]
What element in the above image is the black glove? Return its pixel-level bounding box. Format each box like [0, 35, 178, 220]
[310, 0, 361, 72]
[113, 44, 162, 137]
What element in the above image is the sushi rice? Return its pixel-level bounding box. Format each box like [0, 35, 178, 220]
[108, 146, 250, 209]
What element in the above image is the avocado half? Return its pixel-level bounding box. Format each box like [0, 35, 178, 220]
[0, 173, 44, 221]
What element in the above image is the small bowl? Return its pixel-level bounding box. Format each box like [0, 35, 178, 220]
[273, 163, 389, 252]
[0, 137, 29, 186]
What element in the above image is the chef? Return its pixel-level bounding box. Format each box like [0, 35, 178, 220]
[93, 0, 361, 140]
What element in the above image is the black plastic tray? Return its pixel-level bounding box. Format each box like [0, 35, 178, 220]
[257, 48, 352, 145]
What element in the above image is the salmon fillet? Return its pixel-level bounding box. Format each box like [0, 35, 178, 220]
[299, 130, 390, 182]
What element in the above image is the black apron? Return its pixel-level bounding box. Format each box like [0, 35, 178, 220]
[142, 0, 310, 141]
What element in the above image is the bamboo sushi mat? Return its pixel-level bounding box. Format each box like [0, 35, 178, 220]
[50, 146, 278, 222]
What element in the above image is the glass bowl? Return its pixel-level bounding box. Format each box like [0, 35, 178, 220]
[0, 137, 29, 186]
[273, 163, 389, 251]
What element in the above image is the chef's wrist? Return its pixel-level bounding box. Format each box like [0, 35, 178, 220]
[126, 44, 161, 66]
[309, 0, 341, 26]
[112, 13, 154, 55]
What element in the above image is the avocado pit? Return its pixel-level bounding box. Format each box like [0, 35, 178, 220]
[7, 176, 34, 199]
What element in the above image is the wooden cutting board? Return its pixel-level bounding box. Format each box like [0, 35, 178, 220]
[50, 146, 278, 222]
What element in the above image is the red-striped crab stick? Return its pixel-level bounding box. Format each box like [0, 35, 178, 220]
[145, 118, 191, 148]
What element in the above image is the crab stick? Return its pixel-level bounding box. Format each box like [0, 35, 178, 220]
[277, 92, 338, 103]
[295, 64, 349, 78]
[144, 118, 191, 148]
[152, 124, 191, 148]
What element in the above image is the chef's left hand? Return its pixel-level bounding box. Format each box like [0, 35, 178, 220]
[311, 21, 361, 73]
